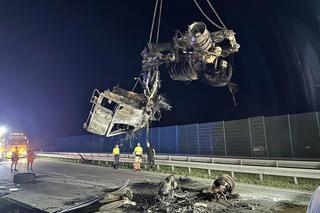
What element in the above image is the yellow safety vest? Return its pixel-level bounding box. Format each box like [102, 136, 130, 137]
[113, 147, 120, 155]
[134, 146, 143, 155]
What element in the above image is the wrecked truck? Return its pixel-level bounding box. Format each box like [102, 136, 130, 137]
[84, 0, 240, 137]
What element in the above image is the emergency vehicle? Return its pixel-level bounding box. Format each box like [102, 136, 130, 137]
[4, 132, 28, 158]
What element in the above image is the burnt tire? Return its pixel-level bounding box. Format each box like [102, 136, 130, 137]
[13, 172, 36, 184]
[213, 174, 235, 194]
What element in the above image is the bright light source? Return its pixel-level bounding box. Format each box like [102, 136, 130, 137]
[0, 126, 8, 137]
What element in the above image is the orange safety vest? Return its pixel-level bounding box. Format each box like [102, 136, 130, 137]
[27, 150, 35, 161]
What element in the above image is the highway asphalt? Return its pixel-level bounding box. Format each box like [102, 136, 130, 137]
[0, 158, 313, 212]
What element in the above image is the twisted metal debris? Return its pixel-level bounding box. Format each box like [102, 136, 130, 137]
[84, 0, 240, 137]
[147, 174, 237, 212]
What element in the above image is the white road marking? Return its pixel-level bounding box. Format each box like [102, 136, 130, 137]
[37, 169, 76, 179]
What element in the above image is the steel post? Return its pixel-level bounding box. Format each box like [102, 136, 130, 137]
[196, 123, 200, 155]
[262, 116, 269, 157]
[223, 121, 227, 156]
[287, 114, 294, 158]
[248, 118, 253, 157]
[175, 125, 179, 154]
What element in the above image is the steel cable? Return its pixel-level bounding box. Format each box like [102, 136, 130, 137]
[206, 0, 227, 29]
[149, 0, 159, 43]
[193, 0, 224, 30]
[156, 0, 163, 44]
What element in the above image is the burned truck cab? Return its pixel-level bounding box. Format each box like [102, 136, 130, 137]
[84, 87, 149, 137]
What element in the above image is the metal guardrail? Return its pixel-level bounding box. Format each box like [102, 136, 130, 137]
[37, 152, 320, 185]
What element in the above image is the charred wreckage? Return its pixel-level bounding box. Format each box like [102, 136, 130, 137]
[149, 174, 238, 212]
[84, 0, 240, 137]
[59, 174, 245, 212]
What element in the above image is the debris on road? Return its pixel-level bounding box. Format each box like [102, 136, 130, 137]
[147, 174, 238, 212]
[120, 174, 309, 213]
[9, 188, 22, 192]
[58, 179, 136, 212]
[98, 179, 136, 212]
[78, 153, 87, 163]
[99, 197, 136, 212]
[13, 173, 36, 184]
[121, 174, 245, 213]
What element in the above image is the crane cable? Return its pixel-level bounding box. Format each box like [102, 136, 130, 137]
[150, 0, 226, 42]
[135, 0, 163, 92]
[193, 0, 226, 30]
[156, 0, 163, 44]
[206, 0, 226, 29]
[149, 0, 163, 44]
[149, 0, 159, 43]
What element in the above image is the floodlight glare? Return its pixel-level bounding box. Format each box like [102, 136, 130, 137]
[0, 126, 8, 137]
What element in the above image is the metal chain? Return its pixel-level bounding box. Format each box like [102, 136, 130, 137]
[193, 0, 224, 30]
[206, 0, 227, 29]
[156, 0, 163, 44]
[149, 0, 159, 43]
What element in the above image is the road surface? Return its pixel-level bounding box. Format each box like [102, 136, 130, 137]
[0, 158, 312, 212]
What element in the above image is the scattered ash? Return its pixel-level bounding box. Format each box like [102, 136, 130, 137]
[119, 175, 263, 213]
[125, 181, 159, 212]
[63, 175, 306, 213]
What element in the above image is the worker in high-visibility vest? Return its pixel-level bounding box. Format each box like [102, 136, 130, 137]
[146, 142, 156, 170]
[11, 146, 19, 172]
[132, 143, 143, 171]
[27, 146, 36, 171]
[112, 144, 120, 170]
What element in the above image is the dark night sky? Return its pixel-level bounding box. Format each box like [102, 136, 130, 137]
[0, 0, 319, 141]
